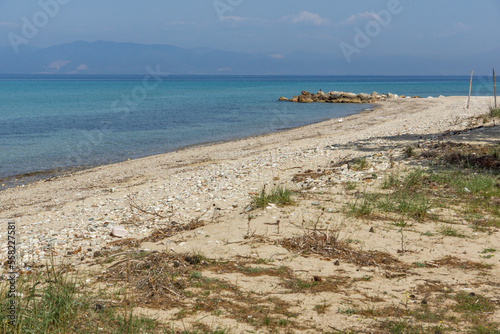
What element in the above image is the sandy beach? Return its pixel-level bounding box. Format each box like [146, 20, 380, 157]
[1, 96, 499, 333]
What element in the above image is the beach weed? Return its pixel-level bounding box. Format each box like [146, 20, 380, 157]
[404, 145, 417, 158]
[252, 184, 294, 208]
[382, 172, 401, 189]
[454, 292, 494, 313]
[350, 157, 369, 170]
[489, 106, 500, 118]
[345, 181, 357, 190]
[439, 225, 467, 238]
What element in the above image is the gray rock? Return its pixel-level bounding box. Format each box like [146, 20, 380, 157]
[358, 93, 371, 101]
[342, 92, 358, 99]
[298, 95, 313, 103]
[330, 91, 342, 99]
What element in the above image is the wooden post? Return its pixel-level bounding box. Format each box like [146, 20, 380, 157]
[467, 71, 473, 109]
[494, 68, 497, 108]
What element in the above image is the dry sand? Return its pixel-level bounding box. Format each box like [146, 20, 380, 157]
[0, 96, 499, 333]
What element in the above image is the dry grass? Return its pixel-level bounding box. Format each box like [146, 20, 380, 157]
[430, 255, 493, 271]
[141, 219, 205, 243]
[279, 230, 404, 270]
[98, 251, 309, 330]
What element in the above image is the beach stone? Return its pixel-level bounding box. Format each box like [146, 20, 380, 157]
[278, 96, 289, 101]
[358, 93, 371, 101]
[342, 92, 357, 99]
[298, 95, 313, 103]
[111, 226, 129, 238]
[330, 91, 342, 99]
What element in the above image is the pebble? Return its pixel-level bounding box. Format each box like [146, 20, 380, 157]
[111, 226, 129, 238]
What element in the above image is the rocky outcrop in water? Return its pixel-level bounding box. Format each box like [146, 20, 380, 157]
[279, 91, 421, 103]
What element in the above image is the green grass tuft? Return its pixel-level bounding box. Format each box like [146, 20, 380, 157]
[252, 185, 294, 208]
[489, 106, 500, 118]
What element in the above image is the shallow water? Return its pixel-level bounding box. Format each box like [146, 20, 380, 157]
[0, 75, 496, 188]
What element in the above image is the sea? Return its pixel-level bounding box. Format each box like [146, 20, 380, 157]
[0, 75, 497, 189]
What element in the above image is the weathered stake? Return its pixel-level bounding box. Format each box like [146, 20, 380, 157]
[494, 68, 497, 108]
[467, 70, 473, 109]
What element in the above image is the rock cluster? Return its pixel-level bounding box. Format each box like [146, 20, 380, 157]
[279, 90, 420, 103]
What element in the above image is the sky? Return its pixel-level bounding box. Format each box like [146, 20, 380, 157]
[0, 0, 499, 59]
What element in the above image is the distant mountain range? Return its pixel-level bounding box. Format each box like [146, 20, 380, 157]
[0, 40, 497, 75]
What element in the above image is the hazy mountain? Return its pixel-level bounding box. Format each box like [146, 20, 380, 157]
[0, 40, 497, 75]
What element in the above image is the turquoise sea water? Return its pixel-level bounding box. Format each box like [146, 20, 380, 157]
[0, 75, 496, 188]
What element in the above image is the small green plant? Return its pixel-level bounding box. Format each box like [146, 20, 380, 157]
[190, 271, 203, 279]
[252, 185, 294, 208]
[337, 307, 357, 316]
[403, 168, 424, 188]
[489, 106, 500, 118]
[276, 318, 290, 326]
[256, 258, 275, 264]
[404, 145, 417, 158]
[382, 173, 401, 189]
[413, 262, 427, 268]
[0, 264, 159, 334]
[313, 300, 331, 314]
[345, 181, 357, 190]
[421, 230, 434, 236]
[480, 248, 496, 254]
[439, 225, 467, 238]
[480, 254, 494, 259]
[379, 320, 428, 334]
[471, 323, 500, 334]
[463, 175, 496, 194]
[346, 194, 375, 217]
[393, 219, 409, 228]
[454, 292, 494, 313]
[350, 157, 369, 170]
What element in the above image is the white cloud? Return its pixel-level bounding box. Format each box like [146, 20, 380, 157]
[338, 12, 381, 26]
[288, 11, 329, 26]
[437, 22, 472, 38]
[76, 64, 88, 71]
[164, 21, 188, 26]
[0, 21, 19, 28]
[269, 53, 285, 59]
[222, 16, 252, 22]
[48, 60, 71, 70]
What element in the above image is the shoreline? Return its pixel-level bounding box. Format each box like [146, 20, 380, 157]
[0, 103, 374, 191]
[0, 96, 493, 223]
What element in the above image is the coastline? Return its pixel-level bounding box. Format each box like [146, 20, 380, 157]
[1, 95, 499, 332]
[0, 103, 374, 191]
[0, 96, 493, 221]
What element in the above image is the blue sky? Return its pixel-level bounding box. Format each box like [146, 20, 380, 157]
[1, 0, 499, 58]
